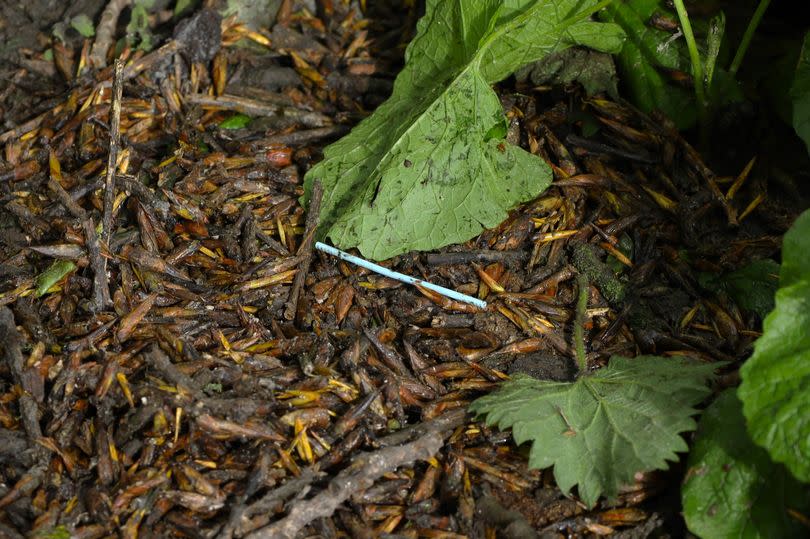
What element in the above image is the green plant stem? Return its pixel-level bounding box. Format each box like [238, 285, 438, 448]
[729, 0, 771, 76]
[574, 273, 589, 374]
[672, 0, 708, 141]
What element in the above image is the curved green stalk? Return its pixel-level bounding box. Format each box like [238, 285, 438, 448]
[729, 0, 771, 76]
[574, 273, 589, 374]
[672, 0, 706, 111]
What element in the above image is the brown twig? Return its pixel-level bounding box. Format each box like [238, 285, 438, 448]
[0, 308, 44, 443]
[103, 60, 124, 250]
[425, 249, 527, 266]
[90, 0, 133, 68]
[283, 180, 323, 321]
[46, 177, 111, 309]
[185, 93, 332, 128]
[122, 40, 181, 80]
[0, 308, 49, 510]
[245, 409, 466, 539]
[142, 345, 202, 395]
[683, 140, 739, 225]
[83, 217, 112, 310]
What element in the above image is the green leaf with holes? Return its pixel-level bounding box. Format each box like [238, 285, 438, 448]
[303, 0, 624, 260]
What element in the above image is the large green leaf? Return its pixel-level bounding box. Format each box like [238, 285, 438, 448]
[470, 355, 714, 507]
[683, 390, 810, 539]
[739, 209, 810, 482]
[304, 0, 624, 260]
[791, 31, 810, 154]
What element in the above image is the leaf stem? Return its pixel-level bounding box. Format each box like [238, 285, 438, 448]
[729, 0, 771, 76]
[574, 273, 589, 374]
[673, 0, 708, 139]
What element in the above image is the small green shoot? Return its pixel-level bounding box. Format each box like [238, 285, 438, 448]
[127, 0, 156, 51]
[218, 113, 252, 129]
[671, 0, 706, 121]
[35, 260, 77, 297]
[70, 14, 96, 38]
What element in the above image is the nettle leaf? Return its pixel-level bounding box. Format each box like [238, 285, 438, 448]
[683, 390, 810, 539]
[470, 356, 714, 507]
[304, 0, 624, 260]
[739, 209, 810, 482]
[791, 31, 810, 154]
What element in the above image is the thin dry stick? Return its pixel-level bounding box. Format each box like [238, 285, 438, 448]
[0, 308, 49, 511]
[574, 273, 589, 374]
[245, 409, 466, 539]
[103, 59, 124, 248]
[84, 218, 111, 310]
[46, 177, 110, 309]
[0, 308, 45, 444]
[185, 93, 331, 128]
[90, 0, 133, 68]
[122, 40, 181, 80]
[283, 181, 324, 321]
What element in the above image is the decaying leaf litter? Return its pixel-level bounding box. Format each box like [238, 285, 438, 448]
[0, 1, 797, 537]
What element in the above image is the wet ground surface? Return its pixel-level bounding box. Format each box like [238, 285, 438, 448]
[0, 2, 805, 538]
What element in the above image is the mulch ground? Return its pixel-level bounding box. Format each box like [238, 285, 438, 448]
[0, 2, 797, 538]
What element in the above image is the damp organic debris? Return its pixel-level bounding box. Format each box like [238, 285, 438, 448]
[1, 1, 809, 538]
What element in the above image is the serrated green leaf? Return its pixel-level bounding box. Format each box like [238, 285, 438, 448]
[35, 260, 77, 297]
[599, 0, 697, 129]
[470, 355, 714, 507]
[218, 113, 252, 129]
[70, 14, 96, 38]
[304, 0, 625, 261]
[739, 209, 810, 482]
[683, 390, 810, 539]
[791, 31, 810, 154]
